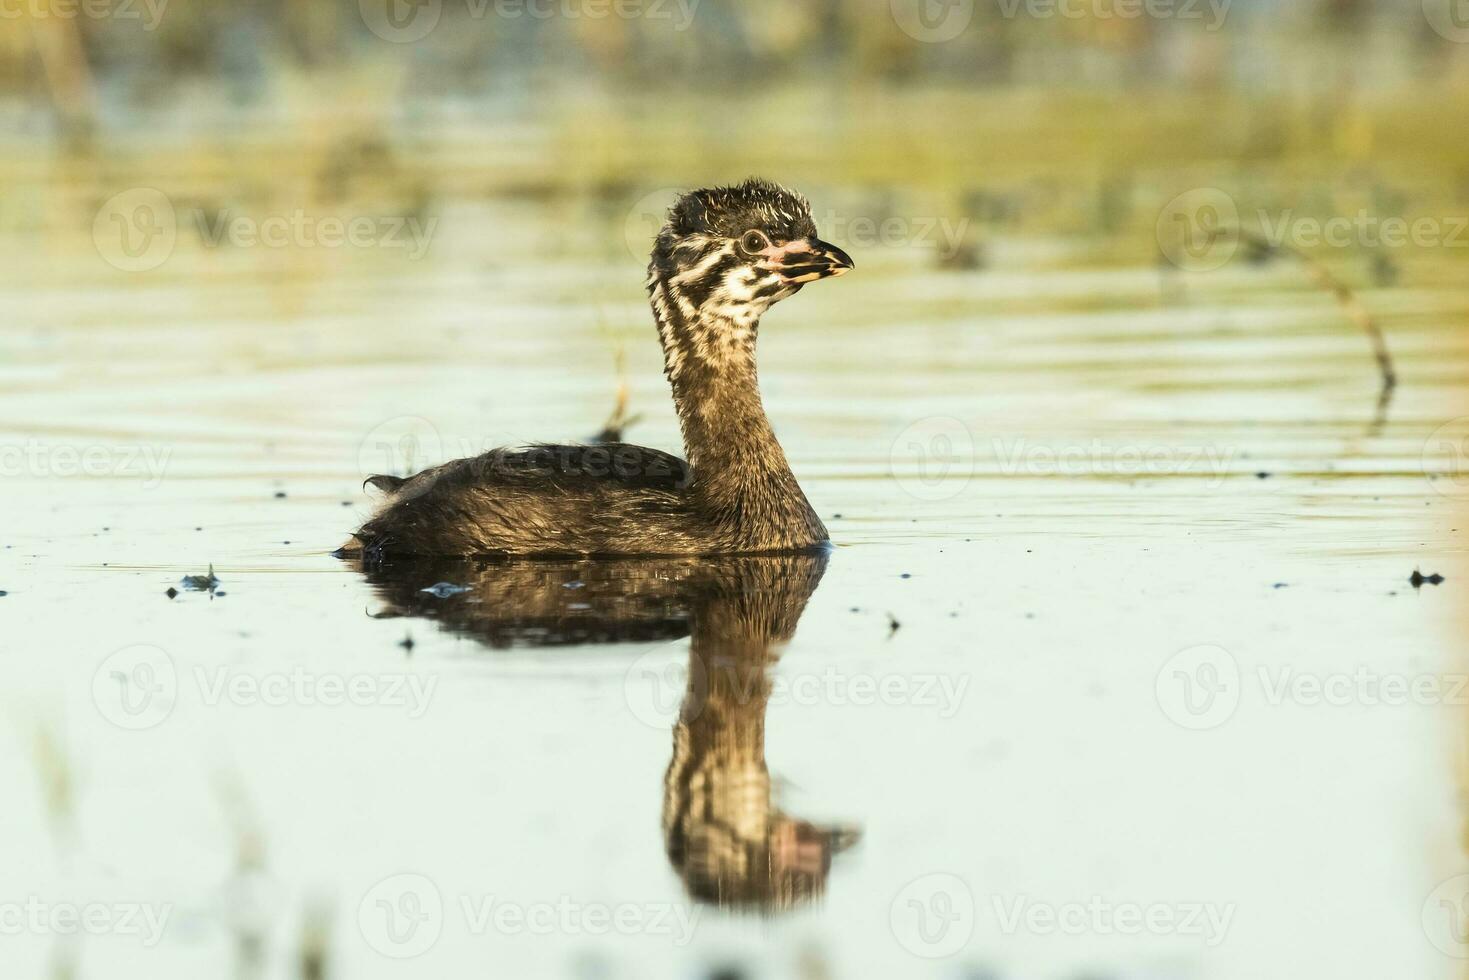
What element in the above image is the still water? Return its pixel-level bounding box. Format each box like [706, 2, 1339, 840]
[3, 152, 1468, 979]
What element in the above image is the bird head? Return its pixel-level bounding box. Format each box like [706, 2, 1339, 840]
[647, 178, 853, 329]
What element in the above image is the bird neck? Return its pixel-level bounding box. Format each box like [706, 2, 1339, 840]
[650, 298, 809, 515]
[668, 329, 793, 491]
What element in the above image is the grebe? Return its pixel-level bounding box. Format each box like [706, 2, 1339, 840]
[341, 179, 852, 559]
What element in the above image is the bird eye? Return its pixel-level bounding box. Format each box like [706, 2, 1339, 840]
[739, 230, 771, 254]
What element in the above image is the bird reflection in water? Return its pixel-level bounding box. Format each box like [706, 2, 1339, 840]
[351, 550, 860, 911]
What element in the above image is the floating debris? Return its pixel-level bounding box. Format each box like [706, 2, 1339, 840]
[398, 633, 416, 653]
[1410, 570, 1445, 588]
[181, 564, 220, 592]
[886, 612, 901, 636]
[165, 587, 178, 599]
[274, 491, 287, 499]
[420, 582, 471, 598]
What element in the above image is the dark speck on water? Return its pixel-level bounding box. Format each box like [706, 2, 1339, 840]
[1273, 583, 1289, 589]
[421, 582, 472, 598]
[165, 587, 178, 598]
[399, 633, 415, 653]
[900, 573, 912, 579]
[180, 565, 220, 592]
[1410, 570, 1445, 588]
[274, 491, 287, 499]
[1256, 472, 1272, 479]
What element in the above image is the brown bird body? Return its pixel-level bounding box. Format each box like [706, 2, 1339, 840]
[339, 179, 852, 560]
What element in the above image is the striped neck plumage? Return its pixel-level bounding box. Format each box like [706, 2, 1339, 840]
[646, 257, 782, 478]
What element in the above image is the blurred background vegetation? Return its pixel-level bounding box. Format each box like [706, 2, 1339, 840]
[2, 0, 1467, 280]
